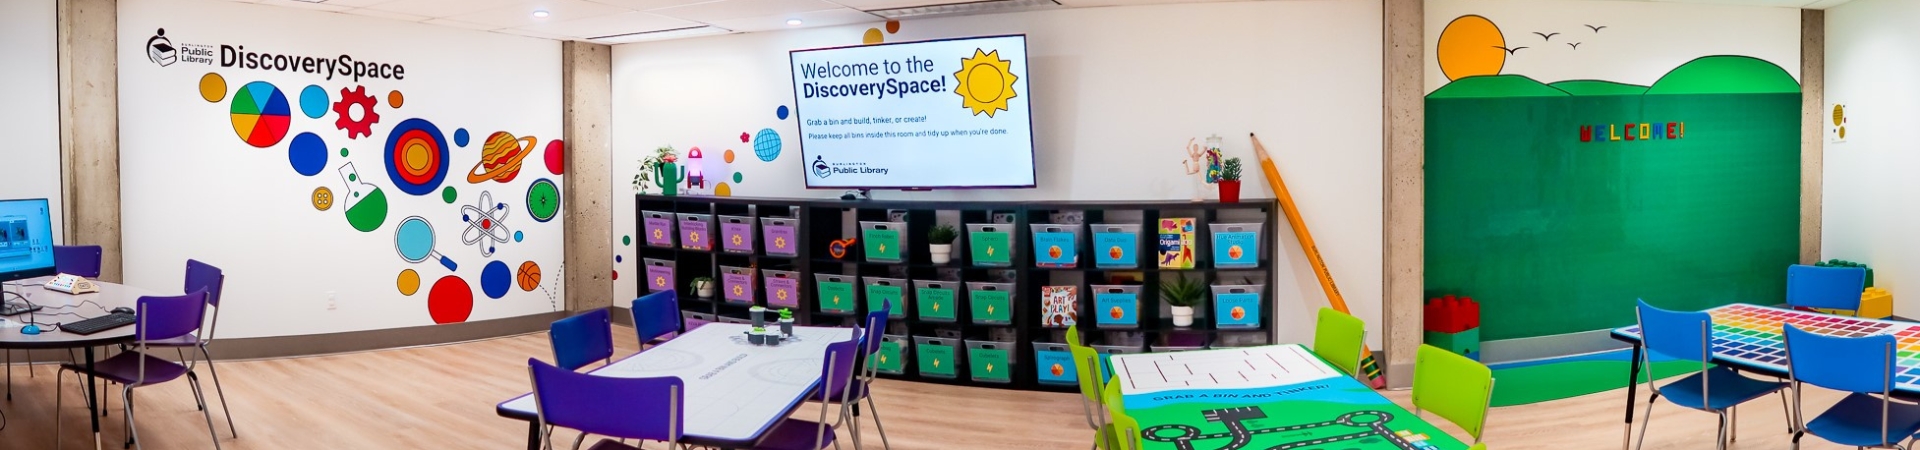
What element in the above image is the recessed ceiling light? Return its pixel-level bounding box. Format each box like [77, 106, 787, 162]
[786, 18, 803, 25]
[532, 9, 551, 18]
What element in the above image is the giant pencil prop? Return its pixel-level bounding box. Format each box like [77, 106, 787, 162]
[1249, 133, 1386, 388]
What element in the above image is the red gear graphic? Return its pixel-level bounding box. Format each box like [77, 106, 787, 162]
[333, 86, 380, 139]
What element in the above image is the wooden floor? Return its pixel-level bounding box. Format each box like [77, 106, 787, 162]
[0, 327, 1877, 449]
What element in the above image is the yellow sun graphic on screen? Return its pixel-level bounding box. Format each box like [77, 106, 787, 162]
[954, 49, 1018, 117]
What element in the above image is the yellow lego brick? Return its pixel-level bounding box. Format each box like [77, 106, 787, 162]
[1861, 287, 1893, 319]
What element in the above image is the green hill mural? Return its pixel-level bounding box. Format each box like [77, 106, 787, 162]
[1424, 56, 1801, 341]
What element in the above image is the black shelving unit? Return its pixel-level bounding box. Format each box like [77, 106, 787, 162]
[636, 195, 1280, 392]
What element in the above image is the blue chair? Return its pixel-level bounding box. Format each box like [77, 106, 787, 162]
[1633, 299, 1791, 450]
[550, 309, 614, 371]
[56, 290, 223, 450]
[752, 337, 861, 450]
[1787, 264, 1867, 313]
[146, 259, 237, 437]
[528, 358, 683, 449]
[53, 245, 103, 278]
[1784, 324, 1920, 449]
[630, 290, 681, 349]
[809, 305, 892, 449]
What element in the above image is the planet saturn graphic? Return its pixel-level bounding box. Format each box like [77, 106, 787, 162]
[467, 131, 535, 183]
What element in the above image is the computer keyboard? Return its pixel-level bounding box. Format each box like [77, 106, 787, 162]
[62, 312, 135, 335]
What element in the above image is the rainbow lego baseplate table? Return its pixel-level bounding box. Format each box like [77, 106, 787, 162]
[1610, 303, 1920, 392]
[1113, 345, 1469, 450]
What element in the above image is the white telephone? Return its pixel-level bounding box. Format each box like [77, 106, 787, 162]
[44, 273, 99, 294]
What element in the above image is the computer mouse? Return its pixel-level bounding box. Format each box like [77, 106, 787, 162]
[111, 307, 135, 315]
[21, 324, 40, 335]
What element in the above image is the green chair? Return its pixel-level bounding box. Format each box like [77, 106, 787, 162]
[1067, 325, 1113, 450]
[1470, 444, 1489, 450]
[1312, 307, 1367, 379]
[1413, 344, 1496, 444]
[1101, 376, 1140, 450]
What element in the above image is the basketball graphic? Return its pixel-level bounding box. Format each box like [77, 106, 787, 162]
[1228, 245, 1243, 260]
[516, 261, 541, 291]
[1231, 306, 1246, 320]
[1110, 306, 1124, 319]
[1050, 363, 1064, 377]
[1048, 245, 1062, 259]
[1109, 246, 1123, 260]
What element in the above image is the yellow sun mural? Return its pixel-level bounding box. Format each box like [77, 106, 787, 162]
[954, 49, 1019, 117]
[1436, 15, 1507, 81]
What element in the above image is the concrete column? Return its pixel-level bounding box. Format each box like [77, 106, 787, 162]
[57, 0, 121, 283]
[1801, 9, 1824, 264]
[1381, 0, 1423, 389]
[563, 40, 614, 312]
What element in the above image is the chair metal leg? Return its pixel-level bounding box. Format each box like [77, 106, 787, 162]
[123, 387, 138, 450]
[862, 393, 892, 450]
[1778, 389, 1794, 433]
[843, 404, 863, 450]
[55, 366, 64, 450]
[1730, 404, 1738, 442]
[198, 345, 237, 438]
[6, 349, 11, 401]
[1634, 393, 1659, 450]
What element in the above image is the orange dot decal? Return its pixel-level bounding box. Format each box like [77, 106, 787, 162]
[1048, 246, 1062, 259]
[863, 28, 884, 45]
[1231, 306, 1247, 320]
[1228, 245, 1244, 260]
[723, 149, 736, 163]
[885, 20, 900, 34]
[1108, 246, 1123, 260]
[1109, 306, 1124, 319]
[387, 90, 404, 108]
[1050, 363, 1064, 377]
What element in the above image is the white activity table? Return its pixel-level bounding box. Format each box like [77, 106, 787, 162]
[496, 323, 856, 449]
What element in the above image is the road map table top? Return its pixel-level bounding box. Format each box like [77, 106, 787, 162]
[1611, 303, 1920, 395]
[497, 323, 856, 444]
[1112, 345, 1469, 450]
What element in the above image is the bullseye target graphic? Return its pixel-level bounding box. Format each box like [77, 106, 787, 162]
[384, 118, 451, 196]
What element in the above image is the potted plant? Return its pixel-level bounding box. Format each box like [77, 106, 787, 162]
[778, 308, 796, 336]
[748, 326, 768, 345]
[928, 224, 958, 264]
[1218, 157, 1243, 203]
[634, 145, 683, 196]
[691, 277, 715, 298]
[1161, 275, 1205, 327]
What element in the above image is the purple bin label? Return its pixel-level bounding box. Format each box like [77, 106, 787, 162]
[723, 271, 755, 304]
[645, 264, 674, 293]
[721, 222, 755, 253]
[766, 275, 801, 308]
[643, 216, 674, 247]
[764, 224, 797, 256]
[679, 218, 711, 251]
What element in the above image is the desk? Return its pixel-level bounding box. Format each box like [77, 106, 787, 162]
[1, 277, 153, 448]
[1609, 303, 1920, 449]
[497, 323, 856, 449]
[1112, 345, 1469, 450]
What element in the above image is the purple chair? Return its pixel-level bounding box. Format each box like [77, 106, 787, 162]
[629, 290, 681, 349]
[528, 358, 684, 449]
[144, 259, 237, 437]
[550, 309, 615, 371]
[753, 337, 862, 450]
[52, 245, 103, 278]
[56, 289, 222, 450]
[807, 306, 892, 449]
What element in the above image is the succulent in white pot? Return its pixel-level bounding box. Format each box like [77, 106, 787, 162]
[928, 224, 958, 264]
[1161, 276, 1205, 327]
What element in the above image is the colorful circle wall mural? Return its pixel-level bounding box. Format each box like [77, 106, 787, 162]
[516, 261, 542, 292]
[468, 132, 533, 183]
[288, 132, 328, 176]
[299, 85, 329, 119]
[383, 118, 451, 196]
[199, 73, 226, 102]
[230, 81, 292, 148]
[753, 128, 783, 162]
[427, 276, 473, 324]
[544, 140, 565, 175]
[397, 269, 420, 295]
[526, 178, 560, 222]
[481, 260, 512, 299]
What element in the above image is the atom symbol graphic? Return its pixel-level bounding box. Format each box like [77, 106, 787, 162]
[461, 190, 512, 257]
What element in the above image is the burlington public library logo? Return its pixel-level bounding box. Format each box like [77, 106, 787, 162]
[812, 156, 833, 178]
[147, 28, 177, 66]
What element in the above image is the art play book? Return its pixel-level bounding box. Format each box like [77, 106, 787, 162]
[1158, 218, 1196, 269]
[1041, 285, 1079, 328]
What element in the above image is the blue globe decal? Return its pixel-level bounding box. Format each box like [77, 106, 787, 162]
[753, 128, 782, 162]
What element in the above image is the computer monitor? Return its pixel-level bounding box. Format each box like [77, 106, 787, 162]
[0, 198, 56, 283]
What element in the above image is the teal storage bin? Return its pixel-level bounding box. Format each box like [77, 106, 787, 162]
[1091, 224, 1141, 269]
[1031, 224, 1082, 268]
[1208, 223, 1263, 269]
[1033, 343, 1077, 385]
[1211, 284, 1264, 329]
[1090, 285, 1141, 329]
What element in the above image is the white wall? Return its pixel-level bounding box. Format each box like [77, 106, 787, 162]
[609, 0, 1385, 347]
[1825, 0, 1920, 318]
[1425, 0, 1801, 92]
[119, 0, 565, 338]
[0, 0, 63, 243]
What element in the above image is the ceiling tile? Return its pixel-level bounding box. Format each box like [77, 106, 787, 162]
[254, 0, 355, 11]
[649, 0, 844, 23]
[492, 27, 577, 41]
[517, 11, 702, 38]
[340, 7, 432, 21]
[818, 0, 957, 11]
[583, 0, 725, 11]
[704, 7, 879, 32]
[444, 0, 637, 28]
[307, 0, 398, 7]
[422, 18, 506, 30]
[361, 0, 527, 18]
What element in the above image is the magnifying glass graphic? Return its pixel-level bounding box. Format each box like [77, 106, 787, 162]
[395, 216, 457, 271]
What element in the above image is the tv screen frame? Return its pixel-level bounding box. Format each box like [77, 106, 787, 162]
[0, 198, 57, 284]
[787, 34, 1038, 190]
